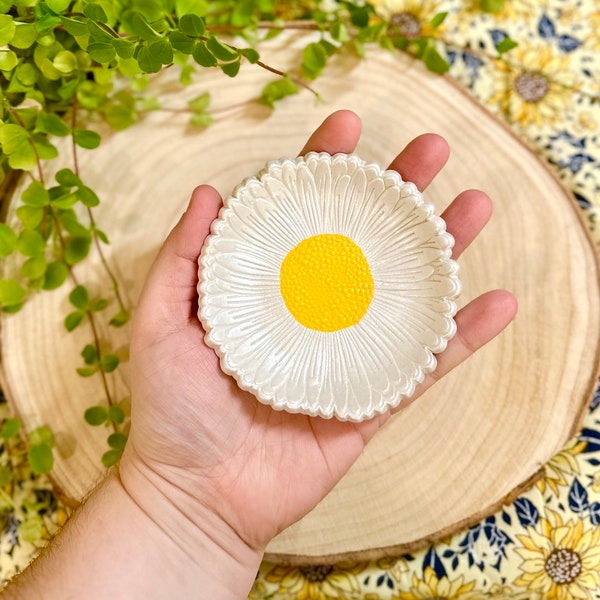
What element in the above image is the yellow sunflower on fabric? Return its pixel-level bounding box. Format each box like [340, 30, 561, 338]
[487, 44, 577, 129]
[393, 567, 478, 600]
[536, 436, 587, 496]
[262, 562, 367, 599]
[369, 0, 447, 39]
[513, 509, 600, 600]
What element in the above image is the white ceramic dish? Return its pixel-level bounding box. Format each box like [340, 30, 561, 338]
[197, 152, 461, 421]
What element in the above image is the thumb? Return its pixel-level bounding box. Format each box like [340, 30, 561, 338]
[134, 185, 223, 330]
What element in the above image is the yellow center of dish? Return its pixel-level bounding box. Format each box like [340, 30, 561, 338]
[280, 234, 374, 332]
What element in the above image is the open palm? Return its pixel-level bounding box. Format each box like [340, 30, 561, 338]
[120, 110, 517, 553]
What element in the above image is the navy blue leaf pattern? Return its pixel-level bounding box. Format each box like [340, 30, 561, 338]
[538, 14, 556, 38]
[488, 28, 508, 45]
[590, 502, 600, 526]
[422, 547, 446, 579]
[580, 427, 600, 452]
[557, 35, 582, 52]
[514, 498, 539, 527]
[568, 478, 590, 513]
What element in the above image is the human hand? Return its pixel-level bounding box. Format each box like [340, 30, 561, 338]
[119, 110, 517, 577]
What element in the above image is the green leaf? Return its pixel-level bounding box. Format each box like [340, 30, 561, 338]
[108, 405, 125, 424]
[28, 444, 53, 474]
[77, 186, 100, 207]
[107, 432, 127, 450]
[175, 0, 208, 18]
[189, 112, 213, 127]
[136, 44, 162, 73]
[42, 260, 69, 290]
[188, 92, 210, 112]
[0, 279, 26, 307]
[88, 41, 117, 64]
[259, 76, 297, 109]
[239, 47, 259, 64]
[496, 37, 518, 54]
[65, 310, 85, 332]
[330, 21, 349, 43]
[125, 10, 160, 40]
[0, 49, 17, 71]
[148, 38, 173, 65]
[99, 354, 119, 373]
[479, 0, 505, 12]
[18, 515, 44, 542]
[0, 123, 28, 155]
[84, 405, 108, 426]
[16, 205, 45, 230]
[101, 447, 122, 467]
[109, 309, 130, 327]
[430, 11, 448, 29]
[0, 223, 17, 257]
[83, 3, 108, 22]
[0, 15, 15, 45]
[55, 168, 81, 187]
[29, 425, 54, 447]
[53, 50, 78, 74]
[349, 4, 370, 27]
[36, 112, 70, 137]
[77, 366, 98, 377]
[11, 22, 37, 49]
[65, 236, 91, 264]
[301, 41, 327, 79]
[231, 0, 254, 27]
[0, 418, 20, 439]
[21, 254, 47, 279]
[60, 16, 88, 37]
[220, 58, 240, 77]
[32, 134, 58, 160]
[8, 143, 37, 171]
[104, 103, 137, 130]
[52, 192, 78, 209]
[178, 13, 205, 37]
[192, 41, 217, 67]
[92, 298, 108, 311]
[46, 0, 71, 14]
[92, 226, 110, 244]
[206, 36, 239, 62]
[21, 181, 50, 208]
[169, 31, 195, 54]
[73, 129, 101, 149]
[87, 19, 113, 41]
[69, 285, 89, 310]
[112, 38, 135, 59]
[17, 229, 45, 257]
[423, 46, 450, 74]
[81, 344, 98, 365]
[43, 261, 69, 290]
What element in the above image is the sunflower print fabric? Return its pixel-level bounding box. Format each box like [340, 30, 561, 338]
[2, 0, 600, 597]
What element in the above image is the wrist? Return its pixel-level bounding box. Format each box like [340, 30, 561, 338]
[118, 444, 263, 599]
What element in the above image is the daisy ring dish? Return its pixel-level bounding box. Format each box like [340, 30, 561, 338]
[197, 152, 461, 422]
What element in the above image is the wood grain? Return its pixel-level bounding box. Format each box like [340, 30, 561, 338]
[1, 34, 599, 564]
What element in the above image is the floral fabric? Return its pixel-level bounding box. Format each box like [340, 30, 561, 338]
[2, 0, 600, 598]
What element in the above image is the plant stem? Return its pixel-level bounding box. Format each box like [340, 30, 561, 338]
[199, 35, 319, 98]
[49, 211, 114, 407]
[71, 97, 128, 315]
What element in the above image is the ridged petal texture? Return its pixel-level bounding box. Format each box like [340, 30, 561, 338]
[198, 152, 461, 421]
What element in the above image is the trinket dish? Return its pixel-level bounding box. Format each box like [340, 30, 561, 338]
[197, 152, 461, 421]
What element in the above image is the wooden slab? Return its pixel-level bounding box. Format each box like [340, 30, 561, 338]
[1, 35, 599, 564]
